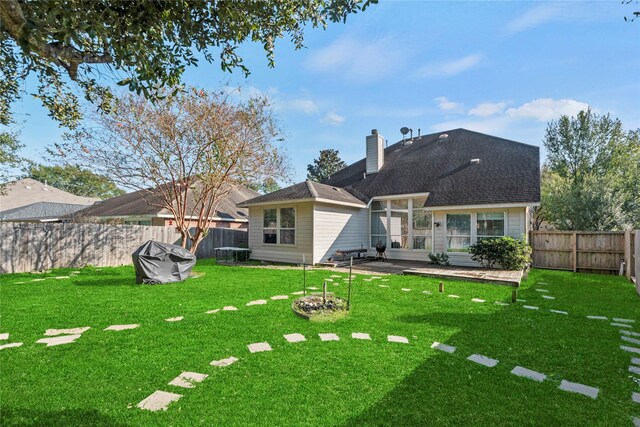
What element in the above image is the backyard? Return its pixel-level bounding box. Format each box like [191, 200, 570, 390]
[0, 260, 638, 426]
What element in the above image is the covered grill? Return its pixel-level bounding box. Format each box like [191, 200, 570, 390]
[375, 241, 387, 261]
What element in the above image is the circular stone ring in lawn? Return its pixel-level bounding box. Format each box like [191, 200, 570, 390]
[292, 294, 349, 322]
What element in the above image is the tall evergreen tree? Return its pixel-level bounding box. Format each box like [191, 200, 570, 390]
[306, 149, 347, 182]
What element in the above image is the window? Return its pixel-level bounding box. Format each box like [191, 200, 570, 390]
[477, 212, 505, 241]
[447, 214, 471, 252]
[389, 199, 408, 248]
[370, 200, 387, 247]
[412, 197, 432, 250]
[263, 207, 295, 245]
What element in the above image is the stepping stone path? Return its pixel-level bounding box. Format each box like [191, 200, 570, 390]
[206, 309, 220, 314]
[138, 390, 182, 411]
[246, 300, 267, 306]
[222, 306, 238, 311]
[612, 322, 633, 328]
[387, 335, 409, 344]
[559, 379, 599, 399]
[523, 305, 539, 310]
[401, 288, 411, 292]
[622, 336, 640, 346]
[271, 295, 288, 300]
[621, 346, 640, 355]
[104, 324, 139, 331]
[495, 302, 509, 306]
[165, 317, 183, 322]
[284, 333, 306, 343]
[630, 366, 640, 375]
[0, 333, 9, 340]
[36, 334, 82, 346]
[210, 356, 238, 367]
[621, 330, 640, 337]
[535, 289, 549, 293]
[0, 342, 22, 351]
[613, 318, 635, 323]
[44, 327, 90, 336]
[587, 316, 607, 320]
[467, 354, 499, 367]
[542, 295, 555, 300]
[168, 372, 208, 389]
[352, 333, 371, 340]
[431, 342, 456, 353]
[550, 310, 569, 315]
[511, 366, 546, 382]
[319, 333, 339, 341]
[632, 358, 640, 365]
[292, 291, 304, 295]
[448, 295, 460, 299]
[248, 342, 272, 353]
[471, 298, 485, 303]
[633, 391, 640, 404]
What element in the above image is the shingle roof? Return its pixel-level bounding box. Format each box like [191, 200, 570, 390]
[241, 128, 540, 207]
[238, 180, 366, 207]
[0, 202, 91, 221]
[73, 184, 259, 221]
[0, 178, 99, 211]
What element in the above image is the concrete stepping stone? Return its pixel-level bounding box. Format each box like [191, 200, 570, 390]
[330, 275, 342, 278]
[535, 289, 549, 293]
[542, 295, 556, 300]
[387, 335, 409, 344]
[44, 327, 90, 336]
[523, 305, 539, 310]
[467, 354, 499, 367]
[222, 306, 238, 311]
[292, 291, 304, 295]
[137, 390, 182, 411]
[559, 379, 599, 399]
[307, 286, 319, 290]
[55, 276, 70, 279]
[401, 288, 411, 292]
[379, 284, 389, 288]
[621, 330, 640, 337]
[587, 315, 607, 320]
[431, 342, 456, 353]
[634, 417, 640, 427]
[537, 282, 548, 285]
[622, 336, 640, 346]
[381, 279, 389, 282]
[495, 301, 509, 306]
[632, 357, 640, 365]
[165, 316, 183, 322]
[36, 334, 81, 346]
[168, 371, 208, 389]
[422, 290, 432, 294]
[31, 278, 46, 282]
[352, 332, 371, 340]
[630, 366, 640, 375]
[612, 322, 633, 328]
[71, 271, 81, 274]
[516, 299, 526, 302]
[550, 309, 569, 315]
[0, 342, 23, 351]
[371, 276, 382, 279]
[447, 294, 460, 298]
[621, 346, 640, 355]
[284, 333, 306, 343]
[271, 295, 288, 300]
[210, 356, 238, 367]
[14, 281, 26, 284]
[511, 366, 546, 382]
[613, 318, 635, 323]
[0, 333, 9, 340]
[319, 333, 340, 341]
[325, 278, 333, 282]
[633, 391, 640, 404]
[246, 300, 267, 306]
[248, 342, 272, 353]
[104, 324, 139, 331]
[362, 279, 372, 282]
[206, 309, 220, 314]
[471, 298, 485, 303]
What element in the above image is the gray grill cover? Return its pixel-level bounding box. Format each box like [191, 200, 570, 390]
[132, 240, 196, 284]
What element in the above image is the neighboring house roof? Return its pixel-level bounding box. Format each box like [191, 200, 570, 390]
[0, 178, 99, 211]
[0, 202, 91, 222]
[238, 180, 366, 208]
[74, 184, 260, 221]
[241, 128, 540, 208]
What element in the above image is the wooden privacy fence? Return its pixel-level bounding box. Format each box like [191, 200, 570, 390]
[0, 223, 247, 274]
[529, 230, 638, 279]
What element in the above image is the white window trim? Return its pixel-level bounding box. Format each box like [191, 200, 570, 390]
[368, 197, 434, 252]
[262, 207, 297, 246]
[443, 211, 507, 253]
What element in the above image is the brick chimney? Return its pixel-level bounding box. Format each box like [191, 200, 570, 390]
[366, 129, 384, 174]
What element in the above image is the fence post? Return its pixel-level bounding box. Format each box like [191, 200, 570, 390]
[624, 229, 631, 280]
[572, 232, 577, 272]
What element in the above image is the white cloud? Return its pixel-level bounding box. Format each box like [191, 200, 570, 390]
[280, 99, 319, 115]
[415, 54, 483, 78]
[505, 98, 590, 122]
[469, 102, 507, 117]
[434, 97, 464, 112]
[505, 4, 564, 34]
[321, 111, 346, 125]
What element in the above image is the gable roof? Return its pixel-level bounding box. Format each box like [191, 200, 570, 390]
[74, 184, 260, 221]
[0, 178, 99, 211]
[237, 180, 366, 208]
[0, 202, 91, 222]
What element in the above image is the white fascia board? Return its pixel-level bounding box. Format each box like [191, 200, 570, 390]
[240, 197, 365, 209]
[155, 213, 248, 222]
[428, 202, 540, 211]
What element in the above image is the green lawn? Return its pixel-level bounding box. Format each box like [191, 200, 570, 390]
[1, 261, 638, 426]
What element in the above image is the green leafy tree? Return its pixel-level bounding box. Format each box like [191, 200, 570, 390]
[0, 130, 24, 193]
[0, 0, 376, 128]
[307, 149, 347, 182]
[248, 177, 282, 195]
[25, 163, 125, 199]
[542, 109, 640, 230]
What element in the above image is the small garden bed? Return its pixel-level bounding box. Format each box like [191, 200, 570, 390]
[292, 294, 349, 322]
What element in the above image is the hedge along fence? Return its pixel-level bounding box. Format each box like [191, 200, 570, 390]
[529, 230, 638, 281]
[0, 222, 247, 274]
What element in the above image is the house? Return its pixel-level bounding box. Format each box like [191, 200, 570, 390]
[0, 178, 99, 222]
[72, 184, 259, 229]
[238, 128, 540, 267]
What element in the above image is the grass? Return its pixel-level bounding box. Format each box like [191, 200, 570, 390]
[1, 261, 638, 426]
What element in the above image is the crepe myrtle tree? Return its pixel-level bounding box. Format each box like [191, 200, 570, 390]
[55, 87, 290, 253]
[0, 0, 376, 128]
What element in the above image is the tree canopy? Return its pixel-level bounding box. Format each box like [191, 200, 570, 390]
[307, 149, 347, 182]
[541, 109, 640, 230]
[0, 130, 23, 193]
[25, 163, 125, 199]
[0, 0, 375, 128]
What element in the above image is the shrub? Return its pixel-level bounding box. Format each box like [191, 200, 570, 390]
[468, 237, 531, 270]
[428, 252, 450, 266]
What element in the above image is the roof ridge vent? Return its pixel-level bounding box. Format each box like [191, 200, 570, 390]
[470, 158, 480, 164]
[438, 133, 449, 140]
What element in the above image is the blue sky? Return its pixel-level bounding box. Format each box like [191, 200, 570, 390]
[10, 1, 640, 184]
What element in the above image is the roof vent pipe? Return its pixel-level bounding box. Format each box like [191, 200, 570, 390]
[438, 133, 449, 140]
